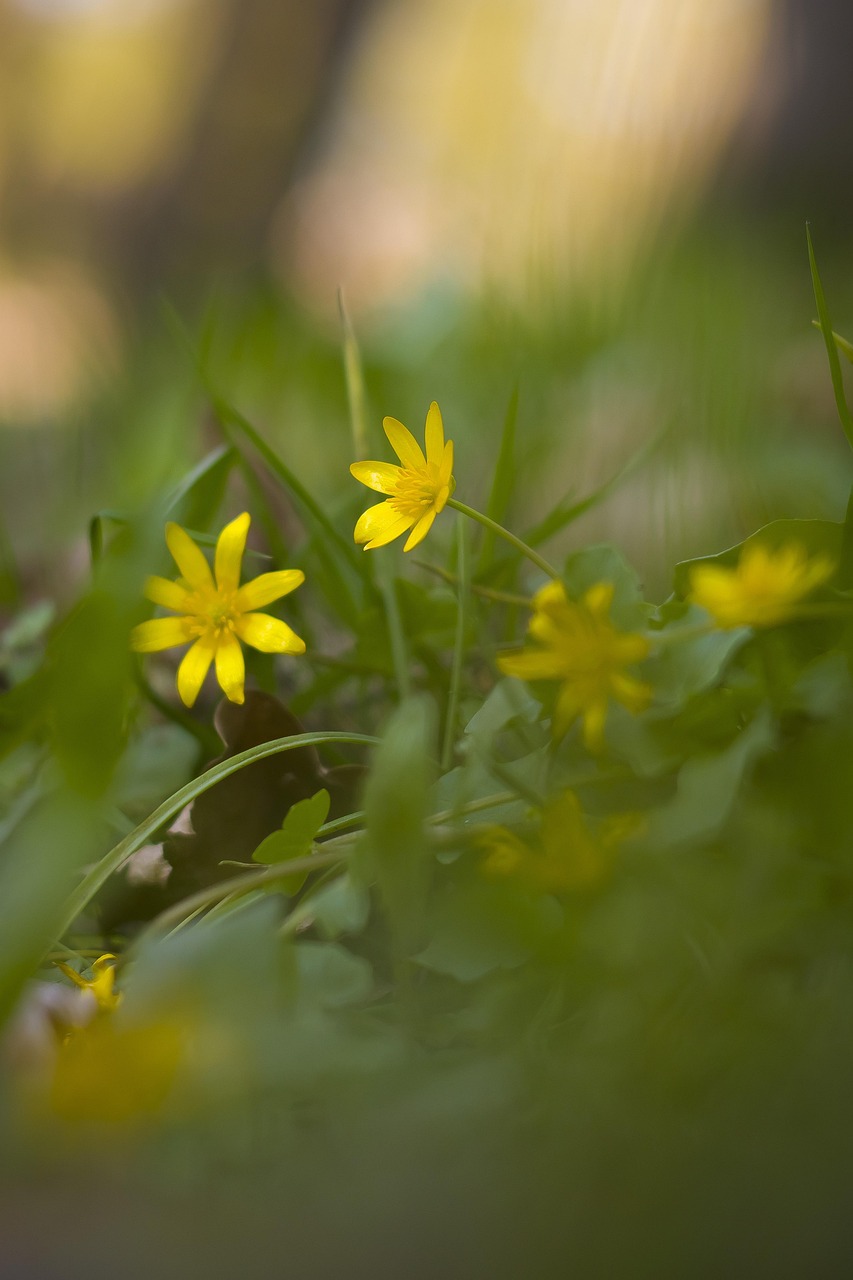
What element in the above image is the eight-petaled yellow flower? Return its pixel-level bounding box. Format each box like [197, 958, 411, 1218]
[350, 401, 455, 551]
[54, 953, 121, 1014]
[479, 790, 641, 894]
[689, 541, 835, 630]
[131, 513, 305, 708]
[498, 579, 651, 751]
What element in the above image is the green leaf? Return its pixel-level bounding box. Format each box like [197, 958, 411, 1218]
[252, 788, 331, 894]
[301, 872, 371, 938]
[646, 709, 775, 848]
[165, 444, 235, 533]
[807, 224, 853, 450]
[673, 518, 843, 599]
[363, 696, 436, 953]
[415, 883, 563, 982]
[562, 544, 648, 629]
[647, 607, 750, 710]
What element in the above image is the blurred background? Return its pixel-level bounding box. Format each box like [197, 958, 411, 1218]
[1, 0, 853, 600]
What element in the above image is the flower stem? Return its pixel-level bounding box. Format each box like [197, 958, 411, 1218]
[447, 498, 559, 581]
[441, 515, 469, 771]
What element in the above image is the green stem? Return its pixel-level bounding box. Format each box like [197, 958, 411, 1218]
[414, 558, 532, 607]
[379, 567, 412, 701]
[447, 498, 558, 581]
[441, 515, 469, 771]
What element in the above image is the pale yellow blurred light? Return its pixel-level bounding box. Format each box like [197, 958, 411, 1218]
[277, 0, 771, 315]
[19, 0, 224, 192]
[0, 262, 118, 421]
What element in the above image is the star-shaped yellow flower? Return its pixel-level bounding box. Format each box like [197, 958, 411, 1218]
[689, 541, 835, 629]
[498, 580, 651, 752]
[350, 401, 455, 551]
[131, 513, 305, 708]
[479, 791, 641, 894]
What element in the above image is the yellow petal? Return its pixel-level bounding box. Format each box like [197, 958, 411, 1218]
[434, 484, 451, 515]
[403, 507, 437, 552]
[424, 401, 444, 465]
[215, 512, 251, 594]
[176, 633, 217, 707]
[349, 461, 403, 495]
[383, 416, 426, 469]
[583, 582, 614, 618]
[214, 630, 245, 704]
[354, 501, 414, 549]
[439, 439, 454, 486]
[235, 612, 306, 654]
[552, 683, 583, 737]
[581, 700, 608, 753]
[166, 523, 214, 592]
[498, 647, 567, 681]
[234, 569, 305, 612]
[610, 672, 652, 713]
[131, 616, 193, 653]
[143, 575, 193, 612]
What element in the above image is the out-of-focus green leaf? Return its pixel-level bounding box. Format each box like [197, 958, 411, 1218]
[807, 224, 853, 450]
[362, 696, 436, 954]
[293, 940, 373, 1009]
[165, 444, 235, 533]
[416, 883, 563, 982]
[673, 519, 844, 600]
[647, 608, 750, 709]
[301, 872, 371, 939]
[562, 544, 648, 629]
[646, 709, 775, 848]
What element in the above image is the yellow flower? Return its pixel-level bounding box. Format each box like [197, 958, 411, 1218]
[131, 513, 305, 708]
[479, 790, 640, 894]
[689, 541, 835, 629]
[498, 580, 651, 751]
[48, 1016, 184, 1127]
[54, 953, 121, 1014]
[350, 401, 455, 551]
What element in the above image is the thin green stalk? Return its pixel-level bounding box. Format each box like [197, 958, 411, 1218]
[447, 498, 559, 581]
[414, 558, 532, 607]
[379, 570, 412, 700]
[54, 731, 379, 942]
[441, 516, 469, 771]
[807, 224, 853, 450]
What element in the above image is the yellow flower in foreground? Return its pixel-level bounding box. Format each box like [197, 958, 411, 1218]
[689, 541, 835, 630]
[498, 580, 651, 751]
[479, 790, 641, 894]
[350, 401, 454, 551]
[54, 953, 121, 1014]
[49, 1016, 184, 1127]
[131, 513, 305, 708]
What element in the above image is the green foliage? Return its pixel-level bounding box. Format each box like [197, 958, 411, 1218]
[7, 239, 853, 1271]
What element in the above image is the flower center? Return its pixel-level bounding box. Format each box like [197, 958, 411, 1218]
[389, 465, 442, 520]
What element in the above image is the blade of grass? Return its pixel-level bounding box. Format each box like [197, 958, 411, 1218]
[807, 223, 853, 449]
[339, 291, 410, 699]
[477, 385, 519, 574]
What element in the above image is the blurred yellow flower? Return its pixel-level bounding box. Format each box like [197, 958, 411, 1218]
[54, 953, 121, 1014]
[479, 790, 640, 893]
[689, 542, 835, 629]
[49, 1016, 184, 1128]
[498, 580, 651, 751]
[131, 513, 305, 708]
[350, 401, 455, 551]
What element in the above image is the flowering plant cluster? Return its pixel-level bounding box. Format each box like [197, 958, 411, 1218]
[3, 254, 853, 1261]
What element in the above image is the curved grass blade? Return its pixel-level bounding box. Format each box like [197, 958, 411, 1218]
[54, 731, 379, 943]
[807, 223, 853, 450]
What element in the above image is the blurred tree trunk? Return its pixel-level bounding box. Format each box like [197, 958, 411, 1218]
[719, 0, 853, 234]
